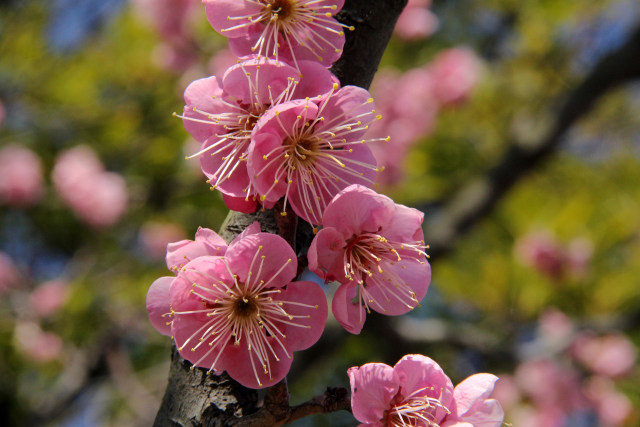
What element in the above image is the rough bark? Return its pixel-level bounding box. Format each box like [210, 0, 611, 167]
[153, 1, 407, 425]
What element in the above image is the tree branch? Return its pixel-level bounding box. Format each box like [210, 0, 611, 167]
[422, 24, 640, 259]
[153, 1, 407, 425]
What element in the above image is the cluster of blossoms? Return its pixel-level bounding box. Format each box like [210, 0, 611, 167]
[0, 142, 128, 229]
[493, 309, 637, 426]
[368, 47, 481, 185]
[146, 3, 503, 426]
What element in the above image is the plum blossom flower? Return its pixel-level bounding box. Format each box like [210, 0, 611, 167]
[308, 185, 429, 333]
[427, 48, 481, 106]
[204, 0, 350, 68]
[52, 145, 128, 228]
[394, 0, 438, 41]
[248, 86, 383, 226]
[28, 280, 69, 319]
[179, 58, 336, 211]
[570, 333, 637, 379]
[147, 230, 328, 389]
[147, 224, 261, 336]
[348, 354, 504, 427]
[0, 143, 44, 207]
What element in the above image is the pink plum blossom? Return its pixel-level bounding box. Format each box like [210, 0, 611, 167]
[52, 145, 128, 228]
[204, 0, 349, 68]
[180, 58, 336, 211]
[148, 230, 328, 388]
[584, 377, 633, 426]
[514, 359, 585, 411]
[247, 86, 382, 225]
[0, 143, 44, 207]
[139, 221, 187, 261]
[394, 0, 438, 41]
[571, 333, 637, 379]
[348, 354, 503, 427]
[308, 185, 430, 334]
[514, 231, 565, 279]
[428, 48, 481, 106]
[28, 279, 69, 319]
[14, 321, 64, 363]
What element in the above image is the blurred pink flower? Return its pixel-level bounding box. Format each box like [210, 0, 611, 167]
[428, 47, 481, 106]
[0, 252, 19, 295]
[394, 0, 438, 41]
[28, 279, 69, 318]
[52, 145, 128, 228]
[367, 69, 438, 185]
[537, 308, 574, 347]
[490, 374, 521, 412]
[207, 47, 238, 77]
[139, 221, 187, 261]
[166, 231, 328, 388]
[514, 359, 585, 411]
[205, 0, 348, 68]
[308, 185, 430, 334]
[571, 333, 637, 379]
[584, 376, 633, 426]
[0, 144, 44, 207]
[348, 354, 503, 427]
[514, 232, 565, 279]
[510, 404, 566, 427]
[14, 321, 63, 363]
[248, 86, 380, 225]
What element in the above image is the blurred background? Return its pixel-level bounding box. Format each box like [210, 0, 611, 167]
[0, 0, 639, 425]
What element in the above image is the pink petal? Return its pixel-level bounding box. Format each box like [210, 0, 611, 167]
[308, 226, 347, 283]
[221, 336, 293, 389]
[384, 203, 425, 242]
[229, 221, 261, 246]
[205, 0, 261, 38]
[222, 193, 258, 214]
[146, 276, 174, 336]
[315, 86, 377, 140]
[445, 374, 504, 427]
[294, 61, 340, 98]
[394, 355, 454, 422]
[332, 282, 366, 334]
[182, 76, 226, 143]
[277, 280, 328, 352]
[165, 227, 227, 271]
[348, 362, 399, 424]
[225, 232, 297, 287]
[222, 59, 298, 105]
[366, 259, 430, 316]
[199, 137, 251, 197]
[322, 184, 394, 237]
[172, 313, 227, 375]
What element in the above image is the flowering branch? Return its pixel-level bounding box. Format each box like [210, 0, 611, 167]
[153, 1, 407, 425]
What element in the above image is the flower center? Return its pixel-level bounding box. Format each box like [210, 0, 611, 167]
[263, 0, 296, 25]
[385, 387, 449, 427]
[232, 293, 259, 318]
[285, 133, 320, 167]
